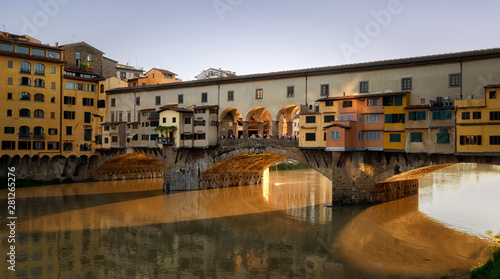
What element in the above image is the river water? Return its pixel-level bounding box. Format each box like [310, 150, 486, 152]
[1, 163, 499, 278]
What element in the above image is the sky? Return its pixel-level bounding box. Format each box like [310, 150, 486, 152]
[1, 0, 500, 81]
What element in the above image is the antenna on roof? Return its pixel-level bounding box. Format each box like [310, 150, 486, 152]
[0, 24, 6, 32]
[70, 35, 76, 43]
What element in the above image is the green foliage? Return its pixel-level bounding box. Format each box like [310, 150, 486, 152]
[81, 62, 89, 71]
[269, 162, 310, 171]
[470, 231, 500, 279]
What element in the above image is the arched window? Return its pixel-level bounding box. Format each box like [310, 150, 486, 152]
[19, 92, 31, 101]
[34, 93, 45, 102]
[34, 79, 45, 88]
[34, 63, 45, 75]
[20, 77, 31, 86]
[19, 108, 31, 117]
[19, 126, 31, 138]
[33, 126, 44, 139]
[100, 84, 105, 93]
[20, 61, 31, 74]
[34, 109, 44, 118]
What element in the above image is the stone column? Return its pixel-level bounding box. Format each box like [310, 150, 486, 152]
[243, 121, 249, 139]
[286, 121, 293, 137]
[257, 122, 264, 136]
[272, 121, 279, 138]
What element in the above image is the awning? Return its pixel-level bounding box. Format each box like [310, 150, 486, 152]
[127, 133, 137, 138]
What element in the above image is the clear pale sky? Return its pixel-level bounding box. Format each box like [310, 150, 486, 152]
[1, 0, 499, 81]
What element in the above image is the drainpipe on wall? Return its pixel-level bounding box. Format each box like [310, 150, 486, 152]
[460, 59, 463, 100]
[304, 73, 308, 108]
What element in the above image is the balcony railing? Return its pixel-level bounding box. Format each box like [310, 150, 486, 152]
[158, 137, 175, 145]
[18, 133, 31, 139]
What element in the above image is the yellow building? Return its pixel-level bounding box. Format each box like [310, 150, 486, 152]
[383, 92, 410, 151]
[298, 100, 337, 148]
[61, 69, 102, 155]
[1, 32, 64, 157]
[456, 85, 500, 154]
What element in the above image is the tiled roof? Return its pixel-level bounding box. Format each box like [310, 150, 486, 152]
[108, 47, 500, 94]
[405, 105, 430, 109]
[149, 68, 177, 76]
[484, 84, 500, 88]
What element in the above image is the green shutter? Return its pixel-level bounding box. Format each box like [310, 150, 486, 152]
[385, 114, 393, 123]
[409, 112, 416, 121]
[395, 95, 403, 106]
[389, 133, 401, 142]
[410, 132, 423, 142]
[417, 111, 426, 120]
[444, 110, 452, 120]
[437, 129, 450, 144]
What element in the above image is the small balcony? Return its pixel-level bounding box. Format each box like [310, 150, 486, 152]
[158, 137, 175, 145]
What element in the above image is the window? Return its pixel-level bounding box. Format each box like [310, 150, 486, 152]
[359, 81, 369, 93]
[65, 82, 75, 90]
[178, 94, 183, 104]
[184, 117, 191, 124]
[84, 129, 92, 141]
[256, 89, 263, 99]
[449, 73, 460, 87]
[462, 112, 470, 120]
[473, 111, 481, 120]
[75, 52, 81, 59]
[339, 115, 345, 121]
[64, 96, 76, 105]
[305, 116, 316, 123]
[18, 141, 31, 150]
[34, 78, 45, 88]
[490, 136, 500, 145]
[104, 125, 109, 131]
[365, 132, 380, 141]
[51, 112, 55, 119]
[490, 111, 500, 121]
[194, 120, 206, 126]
[357, 132, 363, 141]
[113, 135, 120, 142]
[66, 126, 72, 135]
[111, 98, 116, 107]
[47, 142, 59, 150]
[63, 111, 75, 120]
[0, 44, 14, 52]
[320, 84, 329, 97]
[389, 133, 401, 142]
[118, 111, 123, 122]
[20, 77, 31, 86]
[408, 111, 426, 121]
[172, 117, 176, 123]
[437, 129, 450, 144]
[347, 114, 352, 121]
[156, 95, 161, 105]
[19, 109, 31, 117]
[87, 84, 96, 92]
[34, 109, 44, 118]
[367, 98, 379, 106]
[324, 115, 335, 123]
[47, 51, 60, 59]
[201, 92, 208, 103]
[32, 48, 45, 56]
[401, 77, 412, 91]
[460, 135, 481, 145]
[48, 128, 57, 135]
[34, 63, 45, 75]
[34, 93, 44, 102]
[77, 83, 85, 91]
[432, 110, 452, 120]
[287, 86, 294, 97]
[342, 100, 352, 108]
[385, 114, 405, 123]
[305, 133, 316, 141]
[358, 117, 363, 123]
[325, 100, 334, 107]
[4, 127, 14, 134]
[2, 141, 15, 150]
[33, 127, 44, 139]
[20, 92, 31, 101]
[20, 61, 31, 74]
[410, 132, 423, 143]
[51, 67, 56, 74]
[135, 97, 140, 106]
[19, 126, 30, 138]
[100, 84, 105, 93]
[83, 98, 94, 106]
[7, 110, 12, 117]
[330, 131, 340, 140]
[383, 96, 393, 106]
[87, 53, 93, 61]
[8, 77, 12, 85]
[51, 82, 56, 89]
[84, 112, 91, 123]
[227, 90, 234, 101]
[16, 46, 29, 54]
[194, 133, 206, 140]
[490, 91, 497, 99]
[366, 115, 381, 123]
[7, 61, 13, 68]
[394, 95, 403, 106]
[7, 93, 12, 100]
[127, 112, 131, 123]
